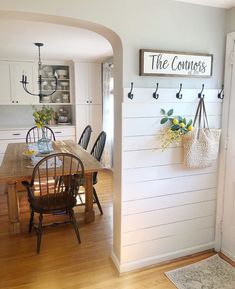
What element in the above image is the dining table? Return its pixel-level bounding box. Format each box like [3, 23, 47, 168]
[0, 140, 104, 234]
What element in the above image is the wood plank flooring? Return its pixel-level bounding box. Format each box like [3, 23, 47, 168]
[0, 170, 216, 289]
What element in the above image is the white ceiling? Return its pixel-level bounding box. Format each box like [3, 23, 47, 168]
[175, 0, 235, 8]
[0, 20, 113, 62]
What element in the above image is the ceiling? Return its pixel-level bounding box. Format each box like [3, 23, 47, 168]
[175, 0, 235, 8]
[0, 20, 113, 62]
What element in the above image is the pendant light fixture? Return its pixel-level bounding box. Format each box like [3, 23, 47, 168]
[20, 43, 57, 102]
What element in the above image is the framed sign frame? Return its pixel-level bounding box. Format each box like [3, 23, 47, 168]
[139, 49, 213, 77]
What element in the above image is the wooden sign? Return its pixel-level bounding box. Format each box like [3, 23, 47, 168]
[139, 49, 213, 77]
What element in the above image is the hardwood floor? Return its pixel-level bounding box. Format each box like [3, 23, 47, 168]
[0, 170, 216, 289]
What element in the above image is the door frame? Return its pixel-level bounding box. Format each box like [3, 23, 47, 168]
[215, 31, 235, 251]
[0, 10, 124, 267]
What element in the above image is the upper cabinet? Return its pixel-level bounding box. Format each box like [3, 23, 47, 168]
[40, 64, 71, 104]
[0, 61, 11, 104]
[0, 61, 74, 106]
[10, 61, 38, 104]
[75, 62, 102, 105]
[0, 60, 38, 105]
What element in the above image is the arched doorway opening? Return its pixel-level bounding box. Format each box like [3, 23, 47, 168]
[0, 10, 123, 265]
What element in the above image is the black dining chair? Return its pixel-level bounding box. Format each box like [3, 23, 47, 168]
[22, 152, 84, 253]
[26, 126, 56, 143]
[77, 131, 106, 215]
[78, 125, 92, 150]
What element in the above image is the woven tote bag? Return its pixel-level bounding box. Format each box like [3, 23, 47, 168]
[182, 98, 221, 168]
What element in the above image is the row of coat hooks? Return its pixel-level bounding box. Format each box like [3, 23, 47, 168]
[127, 82, 224, 100]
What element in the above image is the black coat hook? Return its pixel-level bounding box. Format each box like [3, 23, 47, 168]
[128, 82, 134, 99]
[176, 83, 183, 99]
[153, 83, 159, 99]
[198, 84, 205, 98]
[218, 84, 224, 99]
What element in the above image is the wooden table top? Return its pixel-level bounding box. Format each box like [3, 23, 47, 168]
[0, 140, 104, 183]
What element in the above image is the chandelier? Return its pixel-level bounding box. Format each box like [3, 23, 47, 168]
[20, 43, 57, 102]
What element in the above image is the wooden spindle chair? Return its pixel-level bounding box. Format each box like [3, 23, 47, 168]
[22, 153, 84, 253]
[78, 125, 92, 150]
[26, 126, 56, 143]
[77, 131, 106, 215]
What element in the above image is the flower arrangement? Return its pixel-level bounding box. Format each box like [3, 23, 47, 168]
[33, 106, 54, 129]
[160, 108, 193, 150]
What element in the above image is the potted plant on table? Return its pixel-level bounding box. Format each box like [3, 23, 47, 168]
[33, 106, 54, 154]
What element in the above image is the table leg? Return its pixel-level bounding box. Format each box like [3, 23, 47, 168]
[84, 173, 95, 223]
[7, 181, 20, 233]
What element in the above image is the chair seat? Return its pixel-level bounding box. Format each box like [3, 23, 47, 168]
[31, 192, 77, 213]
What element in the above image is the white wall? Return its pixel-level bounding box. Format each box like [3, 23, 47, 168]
[226, 7, 235, 32]
[0, 0, 227, 272]
[120, 89, 222, 271]
[0, 0, 226, 88]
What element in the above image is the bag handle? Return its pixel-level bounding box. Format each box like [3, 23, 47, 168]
[193, 98, 209, 129]
[193, 98, 210, 139]
[201, 98, 210, 130]
[193, 98, 203, 127]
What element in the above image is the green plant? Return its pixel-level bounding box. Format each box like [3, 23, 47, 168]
[33, 106, 54, 129]
[160, 108, 193, 150]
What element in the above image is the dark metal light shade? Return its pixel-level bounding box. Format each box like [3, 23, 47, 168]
[20, 43, 57, 102]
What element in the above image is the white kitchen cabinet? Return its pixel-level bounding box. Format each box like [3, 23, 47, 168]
[51, 126, 76, 141]
[10, 61, 38, 104]
[0, 60, 38, 105]
[75, 62, 102, 105]
[0, 61, 11, 104]
[76, 104, 102, 150]
[40, 64, 72, 104]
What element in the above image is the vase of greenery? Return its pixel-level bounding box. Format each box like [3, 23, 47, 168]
[33, 106, 54, 154]
[160, 108, 193, 150]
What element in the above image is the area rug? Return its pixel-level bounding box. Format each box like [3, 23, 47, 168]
[165, 254, 235, 289]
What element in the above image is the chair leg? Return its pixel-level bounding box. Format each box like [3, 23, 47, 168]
[93, 187, 103, 215]
[36, 213, 43, 254]
[29, 209, 34, 233]
[69, 209, 81, 244]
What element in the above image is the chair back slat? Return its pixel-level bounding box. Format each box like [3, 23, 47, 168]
[90, 131, 106, 183]
[91, 131, 106, 161]
[78, 125, 92, 150]
[28, 153, 84, 209]
[26, 126, 56, 143]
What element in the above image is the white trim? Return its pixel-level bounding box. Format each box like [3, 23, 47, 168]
[215, 32, 235, 251]
[118, 242, 214, 273]
[111, 250, 121, 272]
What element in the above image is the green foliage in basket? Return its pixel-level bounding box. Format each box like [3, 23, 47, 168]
[160, 108, 193, 150]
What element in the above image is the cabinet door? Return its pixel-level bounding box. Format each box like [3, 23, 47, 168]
[89, 63, 102, 105]
[89, 104, 103, 148]
[0, 61, 12, 104]
[76, 105, 90, 143]
[75, 63, 89, 104]
[10, 62, 39, 104]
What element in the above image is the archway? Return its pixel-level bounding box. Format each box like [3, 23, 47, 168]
[0, 10, 123, 265]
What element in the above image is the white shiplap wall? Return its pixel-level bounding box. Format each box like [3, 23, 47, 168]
[120, 87, 222, 272]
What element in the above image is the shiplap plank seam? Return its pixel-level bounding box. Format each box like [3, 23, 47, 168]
[122, 217, 215, 246]
[123, 198, 216, 216]
[123, 214, 215, 233]
[122, 187, 217, 201]
[124, 172, 218, 184]
[123, 226, 215, 247]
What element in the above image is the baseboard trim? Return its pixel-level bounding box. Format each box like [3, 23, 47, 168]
[111, 250, 121, 273]
[221, 248, 235, 263]
[118, 242, 215, 273]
